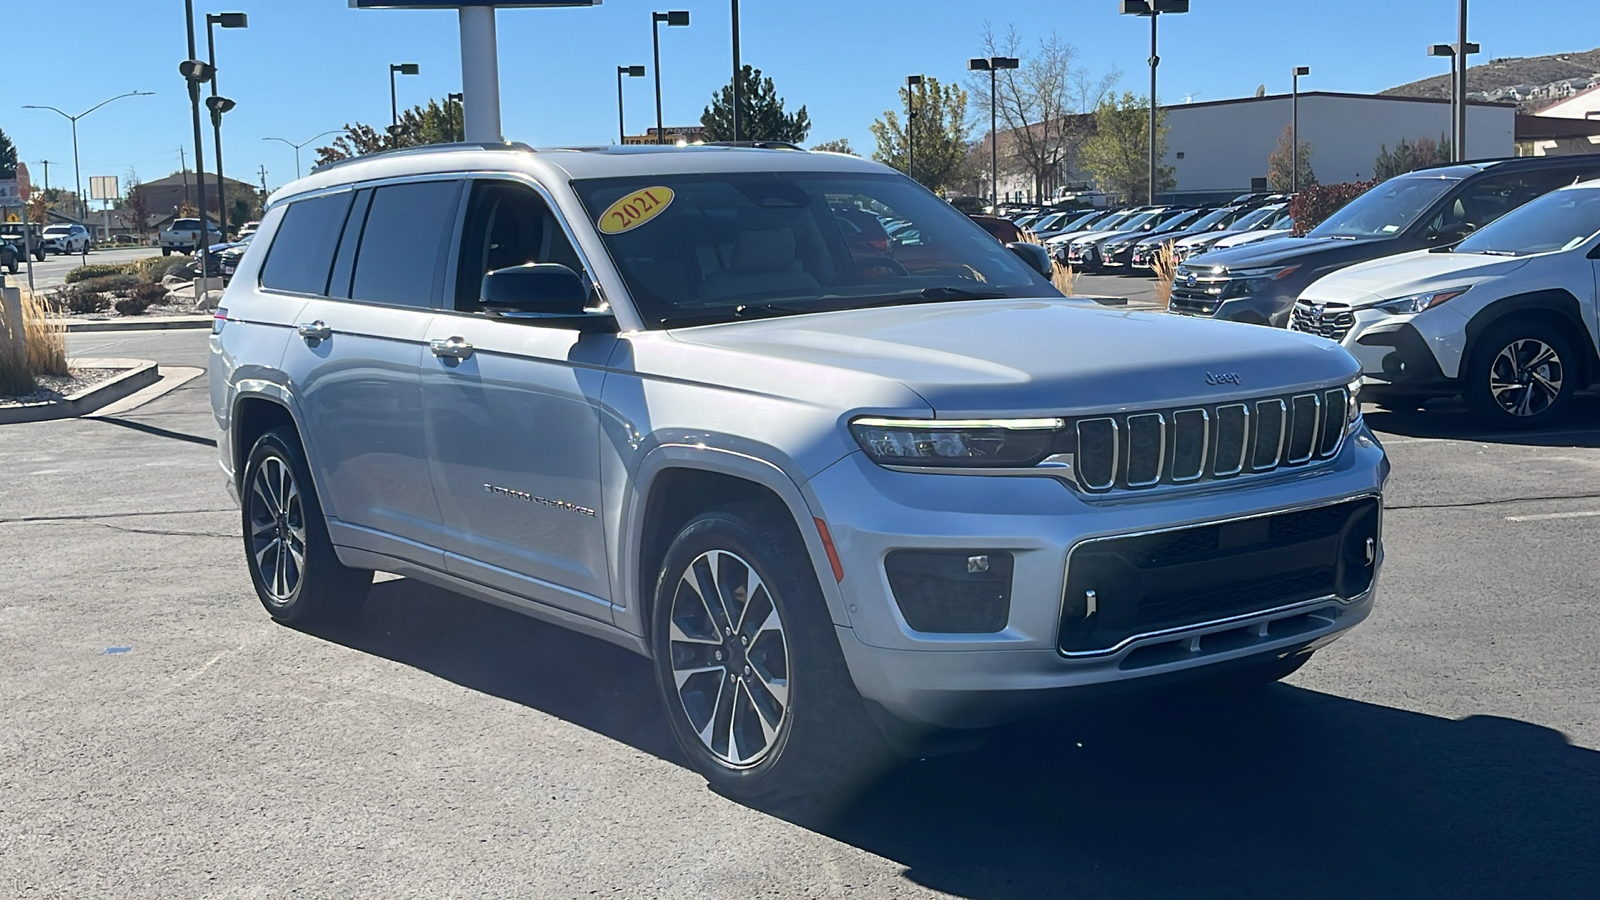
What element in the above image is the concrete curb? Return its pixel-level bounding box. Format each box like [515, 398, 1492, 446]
[63, 316, 213, 333]
[0, 359, 161, 425]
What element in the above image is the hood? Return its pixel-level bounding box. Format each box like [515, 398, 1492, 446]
[1299, 248, 1532, 308]
[1212, 229, 1292, 250]
[1192, 234, 1386, 269]
[1071, 228, 1126, 246]
[668, 299, 1358, 417]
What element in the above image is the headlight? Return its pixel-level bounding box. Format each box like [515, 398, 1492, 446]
[850, 416, 1063, 469]
[1346, 377, 1363, 430]
[1377, 287, 1468, 315]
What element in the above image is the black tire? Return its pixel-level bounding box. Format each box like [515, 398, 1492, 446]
[241, 427, 371, 625]
[162, 247, 171, 256]
[1464, 320, 1578, 429]
[650, 507, 894, 818]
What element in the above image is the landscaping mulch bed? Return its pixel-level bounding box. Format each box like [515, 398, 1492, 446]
[0, 368, 122, 407]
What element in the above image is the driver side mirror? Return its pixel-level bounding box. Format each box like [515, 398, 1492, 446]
[480, 263, 615, 331]
[1428, 222, 1475, 244]
[1007, 241, 1053, 278]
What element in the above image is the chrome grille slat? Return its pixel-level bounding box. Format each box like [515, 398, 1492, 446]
[1253, 399, 1287, 471]
[1291, 301, 1356, 342]
[1213, 403, 1249, 477]
[1170, 409, 1208, 482]
[1125, 413, 1166, 487]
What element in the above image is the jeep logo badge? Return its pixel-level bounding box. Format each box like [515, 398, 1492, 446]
[1205, 372, 1242, 386]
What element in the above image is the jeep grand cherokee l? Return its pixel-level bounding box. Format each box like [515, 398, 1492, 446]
[210, 142, 1389, 812]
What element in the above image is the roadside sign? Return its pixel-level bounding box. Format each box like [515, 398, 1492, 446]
[90, 175, 119, 202]
[350, 1, 600, 7]
[5, 213, 16, 223]
[15, 162, 29, 202]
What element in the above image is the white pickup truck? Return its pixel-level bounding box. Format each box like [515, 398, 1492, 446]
[159, 217, 221, 255]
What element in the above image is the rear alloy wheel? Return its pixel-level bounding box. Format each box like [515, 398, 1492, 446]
[1466, 322, 1577, 429]
[242, 427, 371, 624]
[651, 508, 895, 817]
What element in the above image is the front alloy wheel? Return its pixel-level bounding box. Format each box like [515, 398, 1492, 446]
[1467, 322, 1577, 429]
[1488, 338, 1563, 418]
[667, 549, 791, 768]
[247, 454, 308, 604]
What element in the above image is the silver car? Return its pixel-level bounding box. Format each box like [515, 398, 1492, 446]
[209, 142, 1389, 813]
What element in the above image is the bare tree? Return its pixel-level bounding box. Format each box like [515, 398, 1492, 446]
[967, 26, 1119, 202]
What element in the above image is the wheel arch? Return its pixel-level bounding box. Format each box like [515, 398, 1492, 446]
[1462, 289, 1600, 388]
[623, 446, 847, 651]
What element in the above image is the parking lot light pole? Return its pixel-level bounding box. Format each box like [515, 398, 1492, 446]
[1291, 66, 1309, 192]
[1456, 0, 1469, 163]
[1121, 1, 1188, 205]
[617, 66, 645, 144]
[22, 91, 153, 222]
[447, 92, 464, 142]
[263, 131, 340, 181]
[206, 12, 247, 238]
[730, 0, 741, 142]
[905, 75, 923, 183]
[180, 0, 216, 293]
[1428, 42, 1477, 161]
[390, 62, 419, 130]
[969, 57, 1019, 212]
[651, 11, 690, 145]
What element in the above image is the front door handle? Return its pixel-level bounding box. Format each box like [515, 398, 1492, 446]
[430, 336, 474, 361]
[296, 321, 332, 342]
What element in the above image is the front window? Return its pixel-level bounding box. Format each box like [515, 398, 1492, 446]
[43, 226, 69, 236]
[573, 172, 1057, 328]
[1307, 174, 1458, 238]
[1454, 185, 1600, 256]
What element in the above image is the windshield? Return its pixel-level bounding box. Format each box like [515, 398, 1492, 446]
[1157, 208, 1209, 231]
[1454, 185, 1600, 256]
[1184, 207, 1238, 232]
[1032, 213, 1069, 231]
[1111, 210, 1159, 233]
[574, 171, 1057, 328]
[43, 226, 68, 235]
[1307, 174, 1458, 238]
[1055, 210, 1102, 232]
[1223, 206, 1277, 232]
[1263, 208, 1295, 229]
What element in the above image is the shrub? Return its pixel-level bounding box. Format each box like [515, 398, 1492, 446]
[129, 282, 169, 305]
[1289, 180, 1378, 235]
[129, 254, 192, 284]
[115, 294, 157, 316]
[64, 262, 133, 284]
[49, 286, 111, 316]
[76, 273, 141, 294]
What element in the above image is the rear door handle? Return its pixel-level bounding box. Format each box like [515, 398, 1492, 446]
[430, 337, 474, 361]
[296, 321, 332, 342]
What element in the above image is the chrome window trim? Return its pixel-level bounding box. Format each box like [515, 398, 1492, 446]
[1287, 393, 1322, 465]
[1170, 408, 1209, 483]
[1076, 417, 1119, 493]
[1252, 399, 1287, 471]
[1124, 412, 1166, 488]
[1055, 491, 1382, 658]
[1213, 402, 1249, 477]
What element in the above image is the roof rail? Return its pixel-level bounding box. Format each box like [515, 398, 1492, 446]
[695, 140, 805, 151]
[1409, 155, 1560, 173]
[310, 140, 535, 174]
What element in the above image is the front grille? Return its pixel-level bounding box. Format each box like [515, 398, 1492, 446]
[1059, 497, 1380, 654]
[1169, 269, 1231, 316]
[1063, 389, 1351, 495]
[1290, 300, 1355, 342]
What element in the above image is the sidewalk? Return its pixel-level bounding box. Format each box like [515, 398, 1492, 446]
[62, 315, 213, 333]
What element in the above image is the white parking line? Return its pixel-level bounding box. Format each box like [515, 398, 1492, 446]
[1504, 510, 1600, 523]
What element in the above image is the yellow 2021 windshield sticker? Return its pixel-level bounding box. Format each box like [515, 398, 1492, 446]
[598, 187, 675, 235]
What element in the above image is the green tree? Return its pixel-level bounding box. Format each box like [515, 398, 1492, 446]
[1373, 134, 1451, 180]
[1267, 124, 1317, 191]
[870, 77, 973, 192]
[1080, 91, 1174, 202]
[0, 127, 16, 180]
[701, 65, 811, 143]
[314, 98, 465, 166]
[811, 138, 857, 155]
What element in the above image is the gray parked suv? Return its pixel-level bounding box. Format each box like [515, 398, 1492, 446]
[209, 142, 1389, 812]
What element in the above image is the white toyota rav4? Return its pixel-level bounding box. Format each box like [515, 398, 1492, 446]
[1292, 178, 1600, 428]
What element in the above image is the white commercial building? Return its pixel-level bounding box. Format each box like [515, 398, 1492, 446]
[1163, 91, 1516, 201]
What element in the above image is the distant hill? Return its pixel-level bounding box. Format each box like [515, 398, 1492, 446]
[1381, 47, 1600, 112]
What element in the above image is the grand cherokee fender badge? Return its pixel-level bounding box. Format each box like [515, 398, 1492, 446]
[1204, 372, 1242, 386]
[483, 483, 597, 517]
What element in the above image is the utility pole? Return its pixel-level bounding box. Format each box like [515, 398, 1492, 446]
[258, 165, 268, 197]
[38, 160, 51, 192]
[730, 0, 741, 142]
[179, 147, 190, 207]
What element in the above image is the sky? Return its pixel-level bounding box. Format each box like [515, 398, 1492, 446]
[2, 0, 1590, 203]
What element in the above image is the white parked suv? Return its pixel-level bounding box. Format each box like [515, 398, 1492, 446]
[1291, 178, 1600, 427]
[210, 142, 1389, 812]
[41, 223, 91, 255]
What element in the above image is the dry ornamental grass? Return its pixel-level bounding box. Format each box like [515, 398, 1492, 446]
[1151, 242, 1179, 310]
[1019, 230, 1077, 297]
[0, 287, 70, 396]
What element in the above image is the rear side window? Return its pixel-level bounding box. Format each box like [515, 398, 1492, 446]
[260, 192, 355, 295]
[350, 180, 462, 308]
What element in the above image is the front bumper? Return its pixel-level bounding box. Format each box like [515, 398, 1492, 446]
[806, 430, 1389, 728]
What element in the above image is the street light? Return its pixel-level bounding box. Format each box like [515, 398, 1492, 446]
[617, 65, 646, 144]
[1291, 65, 1309, 192]
[180, 0, 215, 290]
[205, 12, 248, 237]
[447, 92, 464, 142]
[969, 57, 1020, 211]
[1429, 40, 1478, 161]
[1120, 0, 1189, 204]
[730, 0, 742, 142]
[651, 11, 690, 145]
[390, 62, 420, 130]
[263, 131, 341, 181]
[905, 75, 923, 183]
[22, 90, 154, 221]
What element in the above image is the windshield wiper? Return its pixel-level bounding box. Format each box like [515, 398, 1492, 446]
[658, 286, 1010, 328]
[1475, 249, 1519, 257]
[853, 286, 1011, 307]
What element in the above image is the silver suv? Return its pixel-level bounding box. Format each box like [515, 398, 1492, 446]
[209, 143, 1389, 812]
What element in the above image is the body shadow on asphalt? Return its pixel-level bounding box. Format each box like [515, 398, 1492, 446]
[309, 577, 1600, 900]
[1366, 393, 1600, 447]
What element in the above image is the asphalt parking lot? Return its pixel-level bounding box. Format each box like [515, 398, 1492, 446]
[4, 328, 1598, 898]
[9, 247, 164, 292]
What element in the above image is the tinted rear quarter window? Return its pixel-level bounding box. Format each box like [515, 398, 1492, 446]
[350, 180, 462, 308]
[260, 192, 355, 295]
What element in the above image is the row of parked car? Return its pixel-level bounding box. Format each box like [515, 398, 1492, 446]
[1006, 153, 1600, 428]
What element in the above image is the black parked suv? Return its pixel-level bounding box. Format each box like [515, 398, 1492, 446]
[0, 223, 48, 271]
[1171, 156, 1600, 325]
